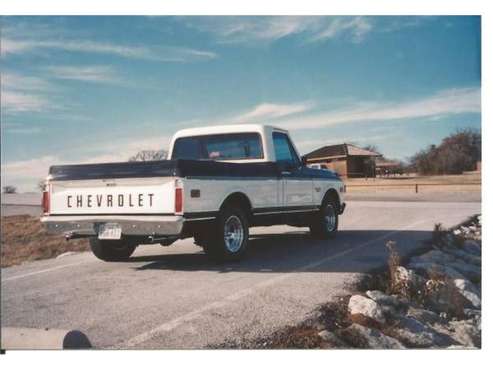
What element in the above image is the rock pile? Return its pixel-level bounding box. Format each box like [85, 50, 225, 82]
[317, 215, 481, 349]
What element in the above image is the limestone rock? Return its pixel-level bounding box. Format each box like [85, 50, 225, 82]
[348, 295, 386, 325]
[366, 290, 401, 307]
[463, 309, 481, 320]
[454, 279, 481, 309]
[339, 324, 404, 349]
[393, 316, 454, 348]
[448, 320, 481, 348]
[408, 261, 464, 280]
[463, 240, 480, 256]
[445, 248, 481, 266]
[395, 266, 425, 288]
[318, 330, 346, 347]
[410, 250, 456, 265]
[449, 261, 481, 282]
[406, 306, 441, 324]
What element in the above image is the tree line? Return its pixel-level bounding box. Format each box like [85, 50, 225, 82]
[408, 128, 481, 175]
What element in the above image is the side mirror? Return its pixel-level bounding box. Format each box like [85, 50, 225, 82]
[301, 155, 308, 166]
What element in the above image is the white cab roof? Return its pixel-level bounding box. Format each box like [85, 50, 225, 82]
[172, 124, 286, 139]
[168, 124, 291, 162]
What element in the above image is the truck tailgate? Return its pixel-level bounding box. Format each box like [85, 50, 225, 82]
[49, 177, 176, 215]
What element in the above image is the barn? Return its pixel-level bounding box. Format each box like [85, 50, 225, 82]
[304, 143, 381, 178]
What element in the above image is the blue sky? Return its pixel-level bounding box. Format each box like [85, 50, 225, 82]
[1, 16, 481, 191]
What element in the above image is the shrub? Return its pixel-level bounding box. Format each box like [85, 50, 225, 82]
[2, 185, 17, 194]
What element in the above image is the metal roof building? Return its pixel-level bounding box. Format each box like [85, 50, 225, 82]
[304, 143, 381, 178]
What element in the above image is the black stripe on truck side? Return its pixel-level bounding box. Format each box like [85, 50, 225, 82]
[184, 206, 319, 220]
[183, 211, 218, 220]
[252, 205, 320, 215]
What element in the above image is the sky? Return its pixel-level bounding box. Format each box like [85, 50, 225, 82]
[1, 16, 481, 191]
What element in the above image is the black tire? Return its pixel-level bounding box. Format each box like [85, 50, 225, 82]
[203, 206, 249, 261]
[193, 232, 208, 247]
[310, 197, 339, 239]
[89, 238, 137, 261]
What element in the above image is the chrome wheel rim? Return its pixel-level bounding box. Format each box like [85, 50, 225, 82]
[324, 204, 337, 232]
[224, 215, 244, 253]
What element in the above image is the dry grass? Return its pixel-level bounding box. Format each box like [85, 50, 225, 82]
[346, 173, 481, 193]
[347, 172, 481, 186]
[211, 296, 352, 349]
[1, 215, 89, 268]
[424, 269, 467, 319]
[431, 223, 448, 247]
[385, 240, 428, 305]
[386, 241, 402, 294]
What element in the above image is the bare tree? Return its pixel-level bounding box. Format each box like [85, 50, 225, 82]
[3, 185, 17, 194]
[363, 144, 380, 154]
[128, 150, 168, 162]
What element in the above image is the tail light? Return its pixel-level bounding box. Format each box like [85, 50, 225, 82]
[42, 187, 50, 214]
[174, 180, 183, 214]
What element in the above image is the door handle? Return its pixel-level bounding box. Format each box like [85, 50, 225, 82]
[281, 171, 291, 175]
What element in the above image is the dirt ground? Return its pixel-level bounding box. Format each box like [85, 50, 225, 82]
[1, 215, 89, 268]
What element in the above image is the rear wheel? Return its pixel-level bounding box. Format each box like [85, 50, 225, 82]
[203, 206, 249, 261]
[89, 238, 137, 261]
[310, 197, 339, 239]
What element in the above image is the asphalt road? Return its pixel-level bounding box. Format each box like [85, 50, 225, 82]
[1, 199, 480, 349]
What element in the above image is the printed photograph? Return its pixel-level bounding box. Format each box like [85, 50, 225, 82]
[1, 15, 481, 350]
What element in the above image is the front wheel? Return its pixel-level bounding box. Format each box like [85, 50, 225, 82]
[89, 238, 137, 261]
[310, 198, 339, 239]
[203, 206, 249, 261]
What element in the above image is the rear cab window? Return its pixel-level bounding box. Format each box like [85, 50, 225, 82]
[171, 133, 264, 160]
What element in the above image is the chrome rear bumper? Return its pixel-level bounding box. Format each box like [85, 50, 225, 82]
[40, 214, 184, 238]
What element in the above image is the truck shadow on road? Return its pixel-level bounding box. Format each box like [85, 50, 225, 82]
[128, 229, 431, 273]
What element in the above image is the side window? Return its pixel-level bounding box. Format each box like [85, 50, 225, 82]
[272, 132, 300, 167]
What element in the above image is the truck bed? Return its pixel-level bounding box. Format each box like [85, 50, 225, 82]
[49, 159, 281, 181]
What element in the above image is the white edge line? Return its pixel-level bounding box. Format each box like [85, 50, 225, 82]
[2, 262, 85, 283]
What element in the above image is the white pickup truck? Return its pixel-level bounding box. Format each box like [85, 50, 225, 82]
[41, 124, 346, 261]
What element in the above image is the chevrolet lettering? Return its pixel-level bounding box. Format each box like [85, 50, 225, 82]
[66, 193, 155, 208]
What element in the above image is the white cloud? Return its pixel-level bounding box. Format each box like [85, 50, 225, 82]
[0, 38, 35, 55]
[1, 133, 172, 192]
[310, 17, 372, 43]
[1, 156, 58, 188]
[1, 38, 217, 62]
[183, 16, 374, 44]
[279, 87, 481, 130]
[2, 72, 54, 91]
[1, 90, 50, 113]
[1, 72, 54, 113]
[81, 134, 172, 164]
[232, 102, 315, 123]
[43, 65, 119, 83]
